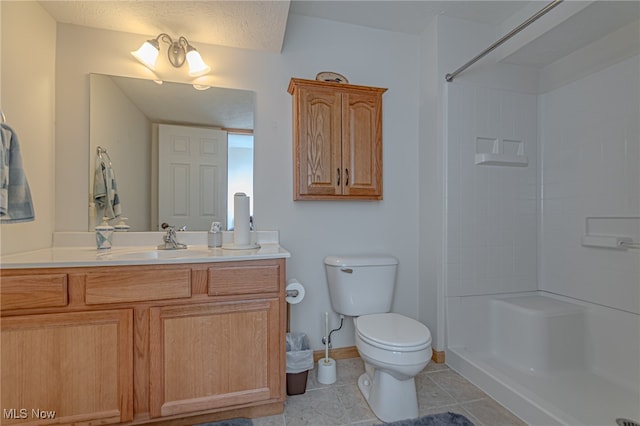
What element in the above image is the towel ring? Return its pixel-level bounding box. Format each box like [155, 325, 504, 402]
[0, 110, 6, 123]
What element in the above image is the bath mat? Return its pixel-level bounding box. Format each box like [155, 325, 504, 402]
[376, 411, 475, 426]
[195, 418, 253, 426]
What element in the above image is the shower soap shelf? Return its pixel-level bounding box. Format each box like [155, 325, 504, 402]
[474, 137, 528, 167]
[582, 216, 640, 250]
[581, 235, 635, 250]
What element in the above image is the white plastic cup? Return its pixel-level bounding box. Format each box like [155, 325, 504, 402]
[208, 231, 222, 248]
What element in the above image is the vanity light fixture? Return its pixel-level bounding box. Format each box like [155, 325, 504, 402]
[131, 33, 211, 77]
[193, 84, 211, 91]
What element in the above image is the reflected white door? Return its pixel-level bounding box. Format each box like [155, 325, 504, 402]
[158, 124, 227, 231]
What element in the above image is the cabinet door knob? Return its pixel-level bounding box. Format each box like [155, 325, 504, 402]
[337, 168, 341, 186]
[345, 168, 349, 186]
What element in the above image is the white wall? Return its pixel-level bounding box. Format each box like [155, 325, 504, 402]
[538, 54, 640, 315]
[0, 2, 56, 255]
[51, 16, 421, 350]
[417, 19, 442, 349]
[89, 74, 151, 231]
[279, 16, 422, 350]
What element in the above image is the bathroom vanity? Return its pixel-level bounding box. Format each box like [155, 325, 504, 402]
[0, 238, 289, 426]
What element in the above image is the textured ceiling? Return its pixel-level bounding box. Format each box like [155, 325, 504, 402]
[39, 1, 531, 53]
[289, 1, 531, 34]
[39, 1, 291, 52]
[39, 1, 639, 68]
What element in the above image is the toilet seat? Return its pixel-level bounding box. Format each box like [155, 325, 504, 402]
[356, 313, 431, 352]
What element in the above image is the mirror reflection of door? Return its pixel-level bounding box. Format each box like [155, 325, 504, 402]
[158, 124, 228, 231]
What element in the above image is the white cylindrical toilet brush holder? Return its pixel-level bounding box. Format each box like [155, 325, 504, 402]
[317, 357, 336, 384]
[317, 312, 337, 384]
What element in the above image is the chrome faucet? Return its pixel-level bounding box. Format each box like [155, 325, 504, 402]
[158, 223, 187, 250]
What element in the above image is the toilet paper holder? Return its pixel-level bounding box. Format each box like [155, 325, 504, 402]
[285, 279, 305, 305]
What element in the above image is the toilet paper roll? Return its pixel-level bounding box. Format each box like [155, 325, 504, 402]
[286, 280, 305, 304]
[233, 192, 250, 246]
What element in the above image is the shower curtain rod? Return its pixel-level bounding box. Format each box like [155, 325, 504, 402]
[445, 0, 564, 82]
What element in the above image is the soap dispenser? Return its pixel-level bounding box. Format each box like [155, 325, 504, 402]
[95, 217, 114, 249]
[114, 217, 130, 232]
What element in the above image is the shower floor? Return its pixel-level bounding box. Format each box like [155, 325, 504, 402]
[447, 347, 640, 426]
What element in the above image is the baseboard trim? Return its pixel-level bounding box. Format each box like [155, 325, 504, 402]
[313, 346, 359, 362]
[432, 349, 445, 364]
[313, 346, 446, 364]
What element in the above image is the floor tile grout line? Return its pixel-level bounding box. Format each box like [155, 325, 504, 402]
[274, 359, 525, 426]
[423, 373, 460, 407]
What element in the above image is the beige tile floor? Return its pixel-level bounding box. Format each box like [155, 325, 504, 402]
[253, 358, 527, 426]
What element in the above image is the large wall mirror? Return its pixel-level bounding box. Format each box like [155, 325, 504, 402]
[89, 74, 255, 232]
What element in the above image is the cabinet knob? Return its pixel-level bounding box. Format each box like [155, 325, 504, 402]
[337, 168, 341, 186]
[345, 168, 349, 186]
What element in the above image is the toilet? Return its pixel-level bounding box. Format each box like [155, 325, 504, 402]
[324, 255, 432, 423]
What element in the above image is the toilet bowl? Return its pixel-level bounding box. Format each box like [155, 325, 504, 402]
[354, 313, 432, 422]
[324, 255, 433, 422]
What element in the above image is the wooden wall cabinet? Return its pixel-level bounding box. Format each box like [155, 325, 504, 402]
[288, 78, 387, 200]
[1, 259, 286, 426]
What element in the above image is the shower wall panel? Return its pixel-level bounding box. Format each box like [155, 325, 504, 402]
[538, 54, 640, 315]
[445, 84, 538, 297]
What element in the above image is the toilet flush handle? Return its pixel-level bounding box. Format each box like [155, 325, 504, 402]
[340, 268, 353, 274]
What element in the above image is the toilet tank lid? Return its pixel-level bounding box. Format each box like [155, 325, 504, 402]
[324, 255, 399, 267]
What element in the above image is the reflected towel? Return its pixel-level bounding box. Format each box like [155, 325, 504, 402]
[0, 123, 35, 223]
[93, 158, 121, 220]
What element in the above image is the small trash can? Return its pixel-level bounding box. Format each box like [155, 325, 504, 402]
[285, 332, 313, 395]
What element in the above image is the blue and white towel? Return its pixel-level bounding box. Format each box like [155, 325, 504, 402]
[0, 123, 35, 223]
[93, 156, 121, 220]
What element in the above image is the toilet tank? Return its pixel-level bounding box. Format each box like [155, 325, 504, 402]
[324, 255, 399, 316]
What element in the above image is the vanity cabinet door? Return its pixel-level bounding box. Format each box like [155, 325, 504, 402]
[289, 78, 386, 200]
[149, 299, 283, 418]
[0, 310, 133, 425]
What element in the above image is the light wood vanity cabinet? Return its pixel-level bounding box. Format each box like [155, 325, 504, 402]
[288, 78, 387, 200]
[149, 298, 281, 418]
[0, 259, 286, 426]
[1, 309, 134, 426]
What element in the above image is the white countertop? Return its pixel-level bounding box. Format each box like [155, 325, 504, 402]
[1, 231, 290, 269]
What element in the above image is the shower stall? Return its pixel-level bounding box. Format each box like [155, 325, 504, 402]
[438, 2, 640, 425]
